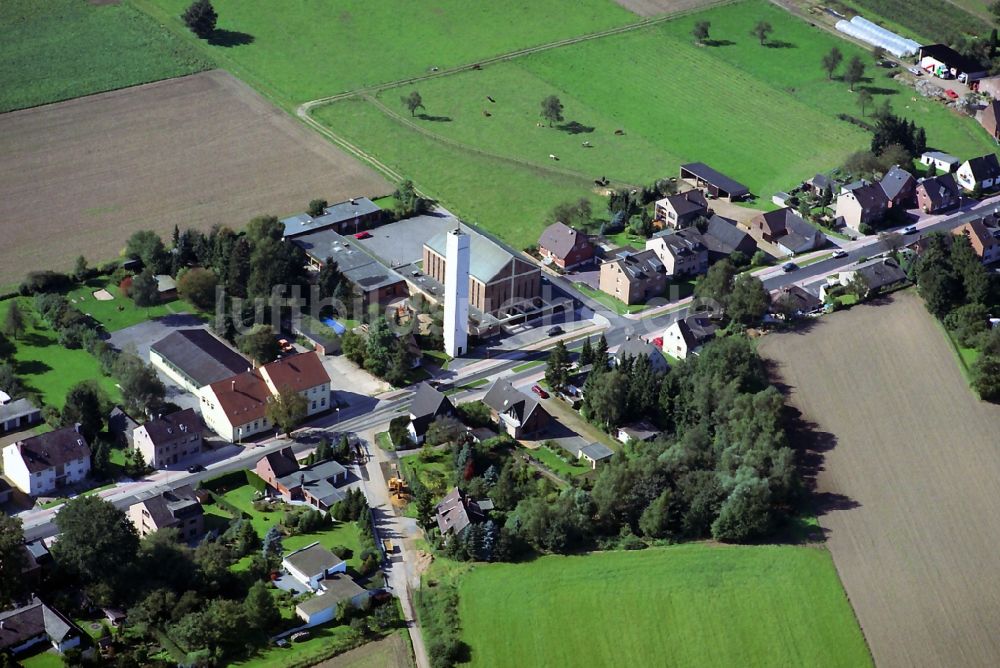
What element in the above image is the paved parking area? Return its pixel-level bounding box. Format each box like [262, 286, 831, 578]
[353, 212, 457, 266]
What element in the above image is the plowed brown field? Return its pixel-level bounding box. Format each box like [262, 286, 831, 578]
[0, 70, 389, 289]
[760, 291, 1000, 668]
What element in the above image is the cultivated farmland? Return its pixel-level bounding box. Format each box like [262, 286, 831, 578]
[0, 0, 207, 113]
[312, 0, 996, 249]
[0, 70, 389, 289]
[455, 545, 871, 667]
[760, 291, 1000, 668]
[135, 0, 637, 105]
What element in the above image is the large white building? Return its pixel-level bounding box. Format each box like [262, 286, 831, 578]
[199, 351, 331, 442]
[443, 225, 470, 357]
[1, 426, 90, 496]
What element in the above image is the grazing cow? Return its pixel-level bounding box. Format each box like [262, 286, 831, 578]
[614, 129, 624, 135]
[483, 110, 491, 117]
[549, 154, 559, 161]
[487, 95, 496, 103]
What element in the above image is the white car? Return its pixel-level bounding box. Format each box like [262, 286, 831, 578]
[832, 250, 848, 259]
[903, 225, 918, 235]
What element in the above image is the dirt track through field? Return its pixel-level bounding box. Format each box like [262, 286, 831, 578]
[0, 70, 389, 288]
[611, 0, 723, 17]
[760, 291, 1000, 667]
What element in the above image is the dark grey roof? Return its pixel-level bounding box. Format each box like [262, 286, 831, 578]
[482, 380, 545, 428]
[702, 215, 757, 257]
[922, 151, 959, 164]
[150, 329, 251, 387]
[425, 229, 516, 284]
[0, 397, 38, 422]
[846, 182, 889, 209]
[578, 442, 614, 461]
[615, 338, 670, 374]
[651, 228, 706, 257]
[880, 166, 916, 201]
[297, 575, 366, 614]
[770, 285, 822, 314]
[809, 174, 831, 189]
[283, 543, 344, 577]
[13, 426, 90, 474]
[137, 408, 201, 446]
[292, 229, 405, 293]
[853, 258, 908, 290]
[780, 213, 823, 253]
[282, 198, 381, 237]
[609, 249, 665, 281]
[538, 222, 588, 259]
[659, 190, 708, 217]
[680, 162, 750, 197]
[277, 459, 348, 507]
[964, 154, 1000, 182]
[671, 316, 717, 350]
[410, 382, 452, 419]
[619, 421, 658, 441]
[108, 406, 138, 437]
[0, 598, 78, 650]
[135, 485, 202, 528]
[435, 487, 486, 535]
[918, 173, 960, 206]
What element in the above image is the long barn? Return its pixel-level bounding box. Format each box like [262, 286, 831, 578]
[679, 162, 750, 201]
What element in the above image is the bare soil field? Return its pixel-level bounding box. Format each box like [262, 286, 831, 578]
[760, 291, 1000, 668]
[0, 70, 389, 289]
[314, 632, 414, 668]
[610, 0, 723, 17]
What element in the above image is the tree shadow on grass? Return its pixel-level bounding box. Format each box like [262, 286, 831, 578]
[19, 332, 53, 348]
[208, 30, 255, 47]
[860, 85, 898, 96]
[557, 120, 595, 134]
[16, 360, 51, 375]
[703, 39, 735, 47]
[765, 40, 796, 49]
[416, 113, 452, 122]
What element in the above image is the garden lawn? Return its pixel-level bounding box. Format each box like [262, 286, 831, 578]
[18, 650, 65, 668]
[526, 445, 590, 479]
[135, 0, 636, 106]
[313, 0, 996, 248]
[400, 451, 454, 501]
[573, 283, 646, 315]
[212, 485, 365, 570]
[231, 625, 360, 668]
[66, 277, 204, 333]
[0, 0, 207, 113]
[458, 545, 871, 668]
[0, 298, 121, 409]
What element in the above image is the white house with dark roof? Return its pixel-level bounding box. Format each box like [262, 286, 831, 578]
[149, 328, 250, 393]
[295, 574, 372, 627]
[1, 426, 90, 496]
[661, 315, 717, 360]
[645, 228, 708, 277]
[653, 190, 709, 229]
[956, 154, 1000, 192]
[482, 380, 550, 438]
[282, 542, 347, 591]
[407, 382, 455, 444]
[132, 408, 203, 469]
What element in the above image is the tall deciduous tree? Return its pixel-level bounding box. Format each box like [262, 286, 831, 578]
[857, 88, 873, 116]
[227, 237, 252, 299]
[727, 274, 770, 325]
[130, 270, 161, 307]
[244, 581, 281, 632]
[545, 340, 571, 393]
[125, 230, 169, 274]
[62, 380, 105, 442]
[177, 267, 218, 310]
[115, 354, 166, 416]
[307, 199, 328, 218]
[51, 496, 139, 597]
[182, 0, 218, 39]
[238, 325, 281, 364]
[266, 387, 308, 436]
[0, 513, 26, 608]
[364, 317, 396, 377]
[540, 95, 564, 127]
[821, 46, 843, 79]
[750, 20, 773, 46]
[401, 91, 424, 117]
[3, 300, 25, 341]
[844, 55, 866, 92]
[692, 20, 711, 44]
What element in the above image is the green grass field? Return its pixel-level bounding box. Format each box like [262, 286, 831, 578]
[457, 545, 871, 667]
[0, 298, 121, 408]
[66, 277, 204, 333]
[0, 0, 207, 113]
[136, 0, 636, 105]
[312, 0, 996, 249]
[526, 445, 591, 479]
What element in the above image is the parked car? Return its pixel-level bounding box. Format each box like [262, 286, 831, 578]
[781, 262, 797, 272]
[903, 225, 918, 235]
[945, 89, 959, 100]
[277, 338, 294, 353]
[547, 325, 564, 336]
[531, 384, 549, 399]
[354, 231, 372, 239]
[291, 632, 311, 643]
[832, 250, 848, 259]
[907, 66, 922, 76]
[187, 464, 205, 473]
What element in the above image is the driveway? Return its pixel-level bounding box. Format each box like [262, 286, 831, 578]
[322, 354, 391, 402]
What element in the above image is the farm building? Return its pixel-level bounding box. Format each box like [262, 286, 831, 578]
[679, 163, 750, 200]
[834, 16, 920, 57]
[700, 215, 757, 262]
[281, 197, 382, 238]
[919, 44, 987, 83]
[150, 329, 251, 393]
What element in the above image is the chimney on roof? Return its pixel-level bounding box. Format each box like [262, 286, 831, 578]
[232, 380, 236, 392]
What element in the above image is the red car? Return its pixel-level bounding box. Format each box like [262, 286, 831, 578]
[354, 231, 372, 239]
[945, 89, 959, 100]
[531, 384, 549, 399]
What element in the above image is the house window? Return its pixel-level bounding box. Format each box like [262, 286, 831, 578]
[311, 401, 317, 410]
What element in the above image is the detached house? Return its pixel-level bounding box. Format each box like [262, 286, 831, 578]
[835, 183, 889, 233]
[953, 219, 1000, 264]
[132, 408, 202, 469]
[645, 228, 708, 277]
[128, 485, 204, 540]
[407, 382, 455, 444]
[435, 487, 488, 535]
[746, 208, 825, 255]
[0, 598, 82, 657]
[483, 380, 550, 439]
[614, 337, 670, 374]
[283, 542, 347, 591]
[653, 190, 709, 229]
[255, 448, 349, 510]
[822, 258, 907, 300]
[880, 166, 916, 208]
[956, 154, 1000, 192]
[661, 315, 717, 359]
[700, 215, 758, 263]
[916, 173, 961, 213]
[538, 222, 594, 270]
[598, 249, 666, 305]
[1, 426, 90, 496]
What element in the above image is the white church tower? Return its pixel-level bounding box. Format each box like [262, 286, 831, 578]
[443, 223, 470, 357]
